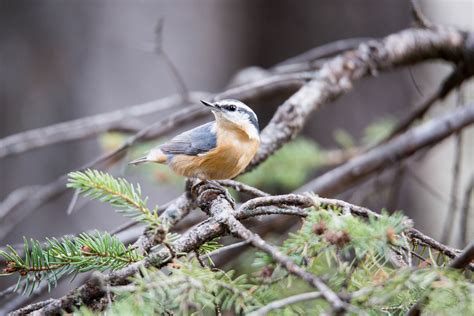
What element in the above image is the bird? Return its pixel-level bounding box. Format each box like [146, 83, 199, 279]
[129, 99, 260, 180]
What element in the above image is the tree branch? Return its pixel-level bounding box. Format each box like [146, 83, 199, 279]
[248, 25, 472, 171]
[297, 102, 474, 196]
[0, 93, 203, 159]
[194, 185, 350, 314]
[248, 291, 322, 316]
[441, 90, 464, 243]
[407, 242, 474, 316]
[460, 174, 474, 245]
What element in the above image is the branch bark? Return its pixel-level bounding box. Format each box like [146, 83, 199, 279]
[194, 185, 349, 314]
[248, 25, 472, 171]
[297, 102, 474, 196]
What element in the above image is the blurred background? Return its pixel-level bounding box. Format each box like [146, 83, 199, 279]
[1, 0, 473, 309]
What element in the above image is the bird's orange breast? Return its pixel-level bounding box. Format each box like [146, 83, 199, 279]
[169, 126, 259, 180]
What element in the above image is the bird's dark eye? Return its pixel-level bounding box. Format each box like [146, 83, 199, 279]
[226, 104, 237, 112]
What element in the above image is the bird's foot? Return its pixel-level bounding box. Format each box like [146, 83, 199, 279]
[191, 179, 236, 209]
[208, 180, 237, 209]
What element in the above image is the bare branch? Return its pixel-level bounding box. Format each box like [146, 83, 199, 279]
[0, 101, 205, 240]
[297, 102, 474, 197]
[217, 179, 270, 197]
[154, 18, 189, 99]
[441, 90, 464, 243]
[460, 174, 474, 245]
[410, 0, 433, 28]
[248, 26, 472, 171]
[0, 93, 201, 159]
[248, 291, 322, 316]
[448, 242, 474, 269]
[198, 240, 250, 262]
[239, 194, 314, 213]
[382, 65, 469, 143]
[272, 37, 371, 73]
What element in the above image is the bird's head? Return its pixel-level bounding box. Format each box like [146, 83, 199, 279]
[201, 99, 259, 139]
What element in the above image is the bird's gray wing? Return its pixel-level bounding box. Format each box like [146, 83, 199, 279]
[159, 122, 217, 156]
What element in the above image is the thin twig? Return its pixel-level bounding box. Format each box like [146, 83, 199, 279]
[381, 89, 440, 144]
[410, 0, 433, 28]
[441, 89, 464, 243]
[387, 163, 405, 211]
[248, 291, 322, 316]
[407, 242, 474, 316]
[459, 174, 474, 245]
[66, 189, 80, 215]
[154, 18, 189, 100]
[198, 240, 250, 263]
[217, 180, 270, 197]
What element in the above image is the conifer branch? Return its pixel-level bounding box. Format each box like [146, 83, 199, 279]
[0, 232, 142, 295]
[67, 169, 160, 228]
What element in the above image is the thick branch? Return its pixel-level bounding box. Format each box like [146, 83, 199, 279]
[297, 102, 474, 196]
[248, 26, 471, 170]
[448, 242, 474, 269]
[195, 188, 348, 314]
[9, 187, 470, 314]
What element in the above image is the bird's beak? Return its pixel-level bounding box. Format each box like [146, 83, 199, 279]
[200, 100, 220, 111]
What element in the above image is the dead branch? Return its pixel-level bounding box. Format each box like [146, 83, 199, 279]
[248, 25, 472, 171]
[297, 102, 474, 196]
[0, 93, 203, 159]
[448, 242, 474, 269]
[248, 291, 322, 316]
[441, 90, 464, 243]
[460, 174, 474, 245]
[410, 0, 433, 28]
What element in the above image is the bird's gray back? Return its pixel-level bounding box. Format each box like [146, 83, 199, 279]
[159, 122, 217, 156]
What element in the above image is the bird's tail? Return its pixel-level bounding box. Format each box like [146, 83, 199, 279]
[128, 156, 150, 165]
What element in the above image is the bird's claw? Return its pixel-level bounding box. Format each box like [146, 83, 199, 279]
[191, 179, 236, 209]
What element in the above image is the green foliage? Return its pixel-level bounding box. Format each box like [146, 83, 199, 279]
[77, 206, 472, 315]
[254, 207, 409, 269]
[2, 168, 471, 315]
[334, 117, 395, 149]
[362, 117, 395, 146]
[79, 261, 262, 315]
[333, 129, 355, 149]
[239, 118, 395, 192]
[238, 138, 327, 191]
[0, 232, 142, 295]
[68, 169, 160, 228]
[249, 206, 471, 315]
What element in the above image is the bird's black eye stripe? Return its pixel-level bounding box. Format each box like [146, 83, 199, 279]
[225, 104, 237, 111]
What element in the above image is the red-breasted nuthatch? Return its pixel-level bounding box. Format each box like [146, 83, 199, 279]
[129, 99, 260, 180]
